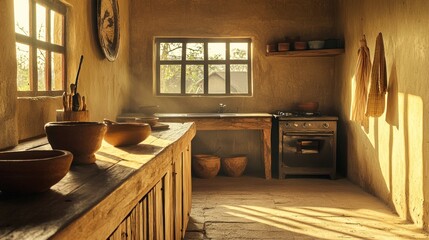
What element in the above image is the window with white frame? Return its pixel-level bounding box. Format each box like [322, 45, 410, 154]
[14, 0, 67, 96]
[155, 38, 252, 96]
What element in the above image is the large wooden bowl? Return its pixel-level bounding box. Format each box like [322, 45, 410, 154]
[104, 121, 151, 147]
[45, 122, 107, 164]
[192, 154, 220, 179]
[0, 150, 73, 194]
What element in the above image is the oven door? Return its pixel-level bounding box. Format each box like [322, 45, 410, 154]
[281, 131, 335, 169]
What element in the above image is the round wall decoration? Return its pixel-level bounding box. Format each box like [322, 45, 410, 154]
[97, 0, 120, 61]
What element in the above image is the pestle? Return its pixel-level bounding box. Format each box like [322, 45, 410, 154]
[72, 55, 84, 111]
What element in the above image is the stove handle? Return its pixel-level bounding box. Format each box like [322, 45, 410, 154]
[284, 132, 334, 137]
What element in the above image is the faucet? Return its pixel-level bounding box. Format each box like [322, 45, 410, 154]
[218, 103, 227, 113]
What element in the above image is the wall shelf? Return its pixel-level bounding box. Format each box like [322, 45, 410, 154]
[266, 48, 344, 57]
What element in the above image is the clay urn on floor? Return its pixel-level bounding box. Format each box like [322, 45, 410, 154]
[45, 121, 107, 164]
[0, 150, 73, 194]
[221, 155, 248, 177]
[192, 154, 221, 179]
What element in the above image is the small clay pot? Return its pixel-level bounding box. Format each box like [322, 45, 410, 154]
[45, 121, 107, 164]
[277, 42, 290, 52]
[192, 155, 220, 179]
[294, 41, 307, 50]
[0, 150, 73, 193]
[221, 155, 248, 177]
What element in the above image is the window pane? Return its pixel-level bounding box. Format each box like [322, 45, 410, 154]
[230, 64, 248, 94]
[230, 42, 248, 60]
[51, 52, 63, 91]
[14, 0, 30, 36]
[160, 65, 181, 93]
[16, 43, 30, 91]
[160, 43, 182, 60]
[36, 4, 47, 41]
[208, 64, 225, 94]
[186, 65, 204, 94]
[186, 43, 204, 60]
[208, 43, 225, 60]
[51, 10, 64, 45]
[37, 49, 47, 91]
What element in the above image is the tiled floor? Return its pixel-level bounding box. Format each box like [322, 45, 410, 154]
[185, 176, 429, 240]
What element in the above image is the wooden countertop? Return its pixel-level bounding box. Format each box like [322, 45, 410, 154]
[0, 122, 196, 239]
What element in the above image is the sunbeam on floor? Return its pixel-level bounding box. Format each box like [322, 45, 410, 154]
[185, 176, 429, 240]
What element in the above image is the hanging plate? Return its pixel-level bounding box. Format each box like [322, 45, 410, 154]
[97, 0, 120, 61]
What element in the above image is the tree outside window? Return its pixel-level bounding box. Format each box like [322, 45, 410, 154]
[156, 38, 252, 96]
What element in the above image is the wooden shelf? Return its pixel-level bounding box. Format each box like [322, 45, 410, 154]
[266, 48, 344, 57]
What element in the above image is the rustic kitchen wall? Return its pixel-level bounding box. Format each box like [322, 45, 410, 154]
[0, 0, 131, 144]
[128, 0, 340, 114]
[128, 0, 341, 176]
[336, 0, 429, 230]
[0, 0, 19, 149]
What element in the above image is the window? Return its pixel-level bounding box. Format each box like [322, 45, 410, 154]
[14, 0, 67, 96]
[156, 38, 252, 96]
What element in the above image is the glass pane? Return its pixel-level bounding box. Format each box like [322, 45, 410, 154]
[14, 0, 30, 36]
[208, 42, 225, 60]
[230, 42, 248, 60]
[186, 65, 204, 94]
[186, 43, 204, 60]
[51, 10, 64, 45]
[36, 4, 47, 41]
[51, 52, 64, 91]
[16, 43, 30, 91]
[230, 64, 248, 94]
[37, 48, 47, 91]
[208, 64, 225, 94]
[160, 65, 181, 93]
[160, 43, 182, 60]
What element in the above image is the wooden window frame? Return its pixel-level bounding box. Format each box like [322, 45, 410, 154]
[155, 38, 252, 96]
[15, 0, 67, 97]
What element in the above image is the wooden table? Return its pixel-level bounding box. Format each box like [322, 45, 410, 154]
[0, 122, 196, 240]
[154, 113, 273, 179]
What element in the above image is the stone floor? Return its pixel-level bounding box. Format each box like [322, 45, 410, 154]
[184, 176, 429, 240]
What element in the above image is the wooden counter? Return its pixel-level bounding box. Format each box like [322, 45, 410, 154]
[154, 113, 272, 179]
[0, 122, 196, 240]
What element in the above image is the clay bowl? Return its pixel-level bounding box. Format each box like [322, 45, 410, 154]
[297, 101, 319, 113]
[221, 155, 248, 177]
[0, 150, 73, 194]
[45, 122, 107, 164]
[103, 120, 151, 147]
[308, 40, 325, 50]
[192, 154, 220, 179]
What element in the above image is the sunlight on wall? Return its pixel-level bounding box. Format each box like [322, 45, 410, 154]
[407, 94, 424, 225]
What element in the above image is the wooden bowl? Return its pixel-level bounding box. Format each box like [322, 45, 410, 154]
[296, 101, 319, 113]
[192, 154, 220, 179]
[221, 155, 248, 177]
[45, 122, 107, 164]
[104, 121, 151, 147]
[0, 150, 73, 194]
[134, 116, 159, 127]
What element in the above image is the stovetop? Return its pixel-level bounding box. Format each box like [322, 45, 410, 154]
[274, 111, 338, 121]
